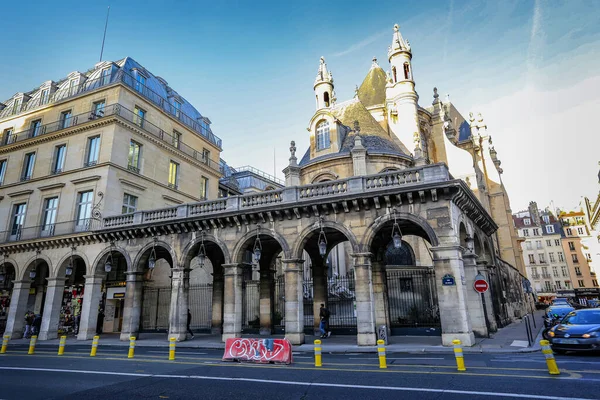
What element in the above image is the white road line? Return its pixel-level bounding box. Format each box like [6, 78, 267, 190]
[292, 356, 312, 359]
[147, 351, 207, 355]
[0, 366, 594, 400]
[491, 359, 600, 365]
[387, 357, 445, 360]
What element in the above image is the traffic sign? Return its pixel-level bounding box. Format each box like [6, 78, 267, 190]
[474, 279, 489, 293]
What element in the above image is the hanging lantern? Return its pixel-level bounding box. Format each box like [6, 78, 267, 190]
[318, 217, 328, 257]
[65, 263, 73, 276]
[391, 210, 403, 249]
[253, 226, 262, 262]
[198, 231, 206, 268]
[29, 269, 36, 279]
[30, 249, 39, 279]
[104, 258, 112, 273]
[148, 237, 157, 270]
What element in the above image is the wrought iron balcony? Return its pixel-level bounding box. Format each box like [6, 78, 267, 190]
[0, 219, 102, 244]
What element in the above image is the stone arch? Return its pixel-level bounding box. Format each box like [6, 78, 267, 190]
[458, 221, 468, 248]
[0, 258, 17, 286]
[311, 171, 338, 183]
[231, 227, 291, 264]
[472, 231, 484, 257]
[291, 219, 360, 260]
[180, 232, 231, 267]
[53, 249, 90, 278]
[91, 245, 132, 275]
[21, 253, 52, 280]
[132, 239, 177, 272]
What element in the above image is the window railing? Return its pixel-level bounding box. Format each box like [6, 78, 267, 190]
[127, 164, 140, 174]
[542, 273, 551, 279]
[168, 182, 178, 190]
[0, 218, 102, 244]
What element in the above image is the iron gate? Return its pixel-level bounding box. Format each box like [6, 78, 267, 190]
[303, 273, 357, 333]
[141, 286, 171, 331]
[274, 276, 285, 332]
[386, 267, 440, 335]
[189, 283, 213, 332]
[242, 280, 260, 331]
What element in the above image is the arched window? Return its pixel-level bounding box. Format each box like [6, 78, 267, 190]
[316, 120, 330, 150]
[392, 66, 397, 83]
[403, 63, 411, 80]
[385, 241, 415, 266]
[324, 92, 330, 107]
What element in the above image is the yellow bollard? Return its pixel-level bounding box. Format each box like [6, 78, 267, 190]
[128, 336, 136, 359]
[28, 335, 37, 355]
[377, 339, 387, 369]
[58, 336, 67, 355]
[169, 337, 176, 361]
[0, 335, 9, 354]
[452, 339, 466, 371]
[314, 339, 322, 367]
[90, 335, 99, 357]
[540, 340, 560, 375]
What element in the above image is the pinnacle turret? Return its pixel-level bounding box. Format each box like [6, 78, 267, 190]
[387, 24, 411, 60]
[314, 56, 333, 88]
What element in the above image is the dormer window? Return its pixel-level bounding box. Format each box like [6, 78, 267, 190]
[69, 79, 79, 96]
[12, 98, 22, 114]
[524, 218, 531, 226]
[316, 120, 330, 151]
[174, 100, 182, 118]
[40, 89, 50, 105]
[101, 67, 111, 85]
[135, 73, 146, 93]
[403, 62, 411, 80]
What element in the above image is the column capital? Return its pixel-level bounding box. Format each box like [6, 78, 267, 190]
[83, 274, 105, 281]
[46, 277, 68, 285]
[222, 263, 242, 276]
[282, 259, 304, 273]
[11, 280, 32, 285]
[351, 252, 372, 267]
[281, 258, 305, 265]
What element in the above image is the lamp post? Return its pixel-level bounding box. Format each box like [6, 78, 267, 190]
[317, 217, 327, 257]
[65, 246, 76, 277]
[148, 237, 157, 270]
[253, 226, 262, 262]
[391, 209, 403, 249]
[197, 231, 206, 268]
[29, 249, 40, 280]
[104, 242, 114, 273]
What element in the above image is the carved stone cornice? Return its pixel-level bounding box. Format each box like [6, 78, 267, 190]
[450, 180, 498, 236]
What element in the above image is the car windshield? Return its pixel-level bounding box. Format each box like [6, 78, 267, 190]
[562, 311, 600, 325]
[548, 307, 573, 314]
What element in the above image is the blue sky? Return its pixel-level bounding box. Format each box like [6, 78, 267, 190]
[1, 0, 598, 212]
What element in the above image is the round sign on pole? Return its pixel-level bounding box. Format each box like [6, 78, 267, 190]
[474, 279, 489, 293]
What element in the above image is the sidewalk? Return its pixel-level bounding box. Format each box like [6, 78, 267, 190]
[6, 311, 546, 355]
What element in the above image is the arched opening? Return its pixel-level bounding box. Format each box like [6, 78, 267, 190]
[316, 120, 330, 151]
[367, 214, 439, 336]
[403, 62, 411, 80]
[0, 262, 16, 335]
[24, 256, 50, 337]
[392, 66, 397, 83]
[56, 253, 87, 337]
[324, 91, 330, 107]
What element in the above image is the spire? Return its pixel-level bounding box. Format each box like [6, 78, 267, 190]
[387, 24, 411, 60]
[314, 56, 333, 88]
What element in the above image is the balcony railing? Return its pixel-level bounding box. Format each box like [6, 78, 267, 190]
[530, 273, 540, 279]
[542, 273, 552, 279]
[1, 70, 222, 149]
[0, 219, 102, 243]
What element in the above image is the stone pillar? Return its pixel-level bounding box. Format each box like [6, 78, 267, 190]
[283, 259, 305, 344]
[34, 284, 45, 314]
[38, 278, 67, 340]
[259, 269, 273, 335]
[120, 271, 144, 341]
[371, 261, 390, 335]
[352, 253, 377, 346]
[431, 245, 475, 346]
[283, 141, 301, 187]
[4, 280, 31, 339]
[78, 275, 104, 340]
[312, 261, 327, 335]
[168, 268, 189, 341]
[211, 274, 224, 334]
[462, 250, 488, 338]
[222, 264, 242, 341]
[477, 261, 498, 333]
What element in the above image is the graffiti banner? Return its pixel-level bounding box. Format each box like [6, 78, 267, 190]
[222, 338, 293, 364]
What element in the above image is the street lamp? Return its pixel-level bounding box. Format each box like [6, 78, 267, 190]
[318, 217, 327, 257]
[253, 226, 262, 262]
[30, 249, 40, 279]
[104, 242, 114, 273]
[148, 237, 157, 270]
[65, 246, 76, 277]
[391, 209, 403, 249]
[197, 231, 206, 268]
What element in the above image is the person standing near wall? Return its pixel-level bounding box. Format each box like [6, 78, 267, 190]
[319, 304, 331, 338]
[187, 309, 194, 339]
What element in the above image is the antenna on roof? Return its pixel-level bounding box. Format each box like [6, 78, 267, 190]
[99, 6, 111, 62]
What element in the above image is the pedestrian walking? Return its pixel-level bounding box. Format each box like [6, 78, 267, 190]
[24, 311, 34, 338]
[319, 303, 331, 338]
[32, 314, 42, 336]
[187, 309, 194, 339]
[96, 308, 104, 335]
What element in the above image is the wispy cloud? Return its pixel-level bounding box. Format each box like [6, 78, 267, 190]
[526, 0, 545, 82]
[442, 0, 454, 64]
[332, 29, 389, 57]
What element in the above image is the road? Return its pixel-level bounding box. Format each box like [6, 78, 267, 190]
[0, 343, 599, 400]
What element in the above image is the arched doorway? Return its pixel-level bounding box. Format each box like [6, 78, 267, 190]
[0, 262, 16, 335]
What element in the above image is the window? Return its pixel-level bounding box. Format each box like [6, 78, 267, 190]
[133, 106, 145, 127]
[593, 279, 599, 287]
[392, 66, 397, 83]
[323, 92, 330, 107]
[52, 145, 66, 174]
[135, 73, 146, 93]
[533, 228, 540, 236]
[565, 281, 571, 289]
[40, 89, 49, 105]
[567, 228, 572, 235]
[199, 176, 208, 199]
[536, 240, 542, 249]
[30, 119, 42, 137]
[0, 160, 6, 185]
[60, 110, 73, 129]
[568, 241, 575, 251]
[202, 148, 210, 164]
[85, 136, 100, 166]
[101, 67, 111, 85]
[575, 266, 582, 276]
[578, 280, 585, 288]
[526, 242, 532, 250]
[558, 252, 564, 262]
[403, 62, 411, 80]
[122, 193, 138, 214]
[561, 266, 568, 277]
[3, 128, 14, 145]
[21, 152, 36, 181]
[542, 267, 549, 276]
[316, 120, 330, 150]
[544, 281, 552, 292]
[172, 130, 181, 149]
[11, 203, 27, 236]
[524, 218, 531, 226]
[539, 253, 546, 263]
[92, 100, 105, 118]
[555, 281, 562, 289]
[523, 229, 529, 237]
[174, 100, 182, 118]
[12, 98, 22, 114]
[546, 225, 555, 234]
[549, 252, 555, 263]
[578, 227, 584, 235]
[572, 254, 579, 263]
[128, 141, 142, 172]
[69, 79, 79, 96]
[76, 191, 94, 227]
[586, 253, 592, 262]
[546, 240, 552, 247]
[555, 239, 560, 246]
[542, 215, 550, 224]
[528, 254, 535, 264]
[552, 266, 558, 277]
[42, 197, 58, 233]
[168, 161, 179, 189]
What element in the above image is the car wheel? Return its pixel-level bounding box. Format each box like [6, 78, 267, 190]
[551, 347, 566, 355]
[542, 329, 552, 340]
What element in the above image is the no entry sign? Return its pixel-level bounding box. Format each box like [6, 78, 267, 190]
[474, 279, 489, 293]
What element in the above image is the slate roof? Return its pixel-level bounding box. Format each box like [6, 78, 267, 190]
[357, 63, 387, 108]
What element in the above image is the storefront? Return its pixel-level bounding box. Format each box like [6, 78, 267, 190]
[574, 288, 600, 306]
[102, 282, 126, 333]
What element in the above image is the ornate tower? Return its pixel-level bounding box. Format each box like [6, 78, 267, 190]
[314, 57, 335, 110]
[385, 24, 419, 156]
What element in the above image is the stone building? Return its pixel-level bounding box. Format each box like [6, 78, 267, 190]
[0, 24, 529, 347]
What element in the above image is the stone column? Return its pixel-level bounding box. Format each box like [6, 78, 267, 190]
[168, 267, 189, 341]
[34, 284, 45, 314]
[283, 259, 305, 344]
[312, 261, 327, 336]
[352, 253, 377, 346]
[259, 269, 273, 335]
[120, 271, 144, 341]
[371, 261, 390, 335]
[77, 275, 104, 340]
[222, 264, 242, 341]
[462, 250, 488, 338]
[38, 278, 67, 340]
[431, 245, 475, 346]
[211, 274, 224, 334]
[4, 280, 31, 339]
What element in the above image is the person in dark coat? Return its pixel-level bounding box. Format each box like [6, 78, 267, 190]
[32, 314, 42, 336]
[96, 309, 104, 334]
[187, 309, 194, 339]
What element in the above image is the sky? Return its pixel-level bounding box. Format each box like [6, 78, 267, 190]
[1, 0, 598, 213]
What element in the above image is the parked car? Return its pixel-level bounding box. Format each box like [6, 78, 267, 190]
[552, 298, 571, 306]
[548, 309, 600, 353]
[544, 305, 575, 327]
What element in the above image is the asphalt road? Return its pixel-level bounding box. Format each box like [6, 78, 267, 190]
[1, 344, 599, 400]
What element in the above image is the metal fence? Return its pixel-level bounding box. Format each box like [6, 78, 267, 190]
[303, 273, 357, 332]
[141, 286, 171, 331]
[242, 280, 260, 331]
[189, 283, 213, 332]
[386, 267, 440, 335]
[274, 276, 285, 331]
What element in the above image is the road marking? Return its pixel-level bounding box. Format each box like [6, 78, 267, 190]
[492, 359, 600, 365]
[510, 340, 530, 347]
[292, 356, 312, 359]
[386, 357, 445, 360]
[147, 351, 207, 355]
[0, 366, 593, 400]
